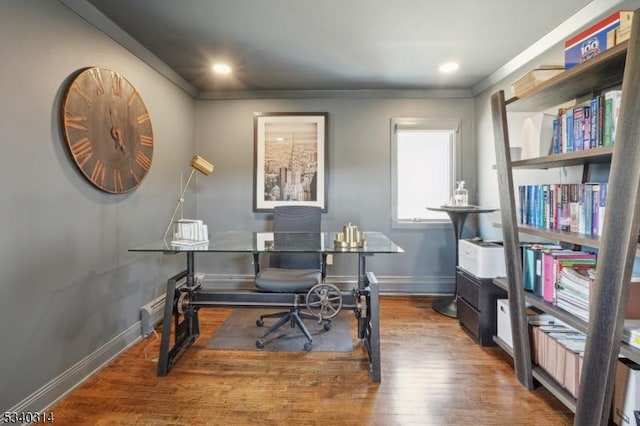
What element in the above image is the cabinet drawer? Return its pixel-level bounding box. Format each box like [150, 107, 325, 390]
[457, 297, 480, 342]
[457, 270, 480, 309]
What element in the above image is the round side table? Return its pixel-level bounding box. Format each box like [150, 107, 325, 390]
[427, 205, 498, 318]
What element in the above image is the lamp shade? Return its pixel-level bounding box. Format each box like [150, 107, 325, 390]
[191, 155, 214, 176]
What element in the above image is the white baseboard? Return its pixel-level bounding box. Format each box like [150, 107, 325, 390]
[5, 321, 143, 418]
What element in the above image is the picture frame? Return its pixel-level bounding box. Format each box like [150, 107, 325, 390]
[253, 112, 328, 212]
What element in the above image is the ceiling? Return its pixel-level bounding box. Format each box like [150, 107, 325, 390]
[69, 0, 623, 97]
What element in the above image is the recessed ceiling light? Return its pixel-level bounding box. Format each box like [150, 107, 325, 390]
[212, 63, 232, 74]
[439, 62, 459, 73]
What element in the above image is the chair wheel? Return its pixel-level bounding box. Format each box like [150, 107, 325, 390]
[303, 342, 312, 351]
[256, 339, 265, 349]
[323, 320, 332, 331]
[256, 319, 264, 327]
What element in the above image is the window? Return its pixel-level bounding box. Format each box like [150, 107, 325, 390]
[391, 117, 461, 228]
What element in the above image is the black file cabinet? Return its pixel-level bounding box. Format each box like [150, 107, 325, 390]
[456, 267, 507, 346]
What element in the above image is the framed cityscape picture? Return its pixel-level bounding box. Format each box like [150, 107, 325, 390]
[253, 112, 328, 212]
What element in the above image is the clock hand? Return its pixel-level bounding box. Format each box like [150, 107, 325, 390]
[109, 106, 127, 154]
[112, 128, 128, 155]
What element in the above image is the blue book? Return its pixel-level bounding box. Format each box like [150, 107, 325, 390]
[565, 107, 575, 152]
[582, 106, 591, 150]
[590, 96, 600, 148]
[584, 184, 594, 235]
[553, 118, 560, 154]
[598, 183, 608, 236]
[591, 184, 600, 236]
[573, 107, 584, 151]
[523, 246, 537, 291]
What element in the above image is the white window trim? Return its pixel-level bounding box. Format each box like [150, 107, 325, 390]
[391, 117, 462, 229]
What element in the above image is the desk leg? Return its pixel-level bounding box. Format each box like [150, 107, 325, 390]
[359, 271, 381, 383]
[357, 254, 368, 339]
[157, 269, 199, 376]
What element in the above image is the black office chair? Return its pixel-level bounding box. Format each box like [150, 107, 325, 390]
[254, 205, 329, 351]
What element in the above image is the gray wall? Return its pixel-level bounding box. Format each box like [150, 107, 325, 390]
[194, 98, 476, 287]
[0, 0, 502, 413]
[0, 0, 196, 411]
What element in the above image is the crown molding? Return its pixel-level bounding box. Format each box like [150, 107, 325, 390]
[196, 88, 472, 100]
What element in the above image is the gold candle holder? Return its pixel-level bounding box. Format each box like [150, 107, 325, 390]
[334, 223, 365, 248]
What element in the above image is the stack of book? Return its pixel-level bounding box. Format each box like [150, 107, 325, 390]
[521, 245, 596, 304]
[552, 89, 622, 154]
[518, 182, 608, 237]
[171, 219, 209, 246]
[530, 321, 586, 397]
[511, 66, 564, 97]
[555, 266, 596, 321]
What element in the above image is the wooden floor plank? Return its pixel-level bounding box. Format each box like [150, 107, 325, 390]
[51, 296, 573, 425]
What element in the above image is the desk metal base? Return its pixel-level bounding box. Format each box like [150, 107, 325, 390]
[432, 295, 457, 318]
[157, 253, 382, 383]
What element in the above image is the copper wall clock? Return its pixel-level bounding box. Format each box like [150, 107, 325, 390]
[61, 67, 153, 193]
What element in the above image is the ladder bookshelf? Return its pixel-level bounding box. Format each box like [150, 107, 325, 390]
[490, 9, 640, 425]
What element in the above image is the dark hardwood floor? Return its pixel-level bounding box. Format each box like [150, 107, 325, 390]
[51, 296, 573, 425]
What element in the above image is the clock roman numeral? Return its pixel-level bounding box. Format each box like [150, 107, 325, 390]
[64, 113, 88, 131]
[113, 169, 123, 193]
[90, 160, 105, 187]
[130, 167, 141, 185]
[139, 135, 153, 147]
[70, 137, 93, 167]
[136, 152, 152, 171]
[111, 71, 123, 97]
[71, 82, 92, 104]
[136, 113, 150, 125]
[89, 68, 105, 95]
[127, 90, 139, 106]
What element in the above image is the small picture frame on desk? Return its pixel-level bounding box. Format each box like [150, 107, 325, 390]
[253, 112, 328, 212]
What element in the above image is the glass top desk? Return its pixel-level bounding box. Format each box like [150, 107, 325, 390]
[130, 231, 403, 382]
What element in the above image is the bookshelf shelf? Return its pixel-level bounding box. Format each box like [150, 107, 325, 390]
[532, 367, 578, 413]
[493, 284, 640, 383]
[516, 225, 601, 249]
[490, 10, 640, 424]
[505, 41, 628, 112]
[493, 278, 589, 333]
[493, 335, 514, 358]
[511, 146, 613, 169]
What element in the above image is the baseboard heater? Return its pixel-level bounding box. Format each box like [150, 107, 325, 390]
[141, 278, 191, 336]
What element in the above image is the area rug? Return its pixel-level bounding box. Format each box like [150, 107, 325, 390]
[205, 309, 354, 352]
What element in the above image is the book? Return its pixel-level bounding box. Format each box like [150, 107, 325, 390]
[598, 183, 608, 236]
[511, 66, 564, 97]
[573, 106, 584, 151]
[604, 90, 622, 146]
[542, 250, 593, 303]
[523, 244, 562, 295]
[565, 107, 575, 152]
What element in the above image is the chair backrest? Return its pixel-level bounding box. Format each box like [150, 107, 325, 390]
[269, 206, 321, 270]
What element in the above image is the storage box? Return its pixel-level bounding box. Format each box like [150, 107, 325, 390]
[564, 11, 633, 69]
[496, 299, 555, 350]
[497, 299, 513, 348]
[458, 239, 506, 278]
[613, 358, 640, 425]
